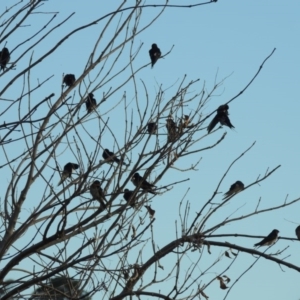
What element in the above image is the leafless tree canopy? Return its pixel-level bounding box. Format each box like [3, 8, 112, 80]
[0, 1, 299, 300]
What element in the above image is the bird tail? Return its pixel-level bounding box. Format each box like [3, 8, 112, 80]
[57, 173, 68, 186]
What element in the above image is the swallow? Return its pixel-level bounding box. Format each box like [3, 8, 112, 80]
[254, 229, 279, 247]
[147, 122, 157, 134]
[223, 181, 244, 200]
[131, 172, 157, 195]
[57, 162, 79, 185]
[102, 149, 129, 166]
[166, 118, 178, 142]
[0, 47, 10, 70]
[63, 74, 75, 87]
[149, 43, 161, 68]
[207, 104, 234, 133]
[123, 189, 136, 207]
[145, 205, 155, 218]
[90, 180, 106, 207]
[85, 93, 97, 113]
[295, 226, 300, 240]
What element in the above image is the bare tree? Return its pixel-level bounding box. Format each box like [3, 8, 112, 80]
[0, 1, 299, 300]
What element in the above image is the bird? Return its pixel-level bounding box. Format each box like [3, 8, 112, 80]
[90, 180, 106, 207]
[57, 162, 79, 186]
[149, 43, 161, 68]
[254, 229, 279, 247]
[179, 115, 190, 133]
[123, 189, 136, 208]
[0, 47, 10, 70]
[295, 226, 300, 240]
[85, 93, 97, 113]
[166, 118, 178, 142]
[223, 181, 244, 200]
[147, 122, 157, 134]
[102, 149, 128, 166]
[63, 74, 75, 87]
[207, 104, 234, 133]
[145, 205, 155, 218]
[131, 172, 157, 195]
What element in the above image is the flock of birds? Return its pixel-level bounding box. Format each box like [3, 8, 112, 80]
[1, 44, 297, 246]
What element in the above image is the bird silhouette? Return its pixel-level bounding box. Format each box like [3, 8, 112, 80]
[166, 118, 178, 142]
[85, 93, 97, 113]
[295, 226, 300, 240]
[63, 74, 75, 87]
[123, 189, 136, 207]
[147, 122, 157, 134]
[0, 47, 10, 70]
[149, 43, 161, 68]
[90, 180, 106, 207]
[207, 104, 234, 133]
[57, 162, 79, 185]
[223, 181, 244, 200]
[145, 205, 155, 218]
[132, 172, 157, 194]
[254, 229, 279, 247]
[102, 149, 128, 166]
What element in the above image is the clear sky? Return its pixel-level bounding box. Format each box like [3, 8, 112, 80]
[1, 0, 300, 299]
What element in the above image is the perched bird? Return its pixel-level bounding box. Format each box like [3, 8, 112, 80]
[90, 180, 106, 207]
[85, 93, 97, 113]
[63, 74, 75, 87]
[166, 118, 178, 142]
[131, 172, 157, 195]
[254, 229, 279, 247]
[123, 189, 136, 208]
[149, 43, 161, 68]
[179, 115, 190, 133]
[145, 205, 155, 218]
[207, 104, 234, 133]
[102, 149, 128, 166]
[223, 181, 244, 200]
[295, 226, 300, 240]
[0, 47, 10, 70]
[57, 162, 79, 186]
[147, 122, 157, 134]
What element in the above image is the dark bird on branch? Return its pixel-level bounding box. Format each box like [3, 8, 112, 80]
[166, 118, 178, 142]
[145, 205, 155, 218]
[123, 189, 136, 208]
[57, 162, 79, 186]
[90, 180, 106, 207]
[85, 93, 97, 113]
[131, 172, 157, 195]
[0, 47, 10, 70]
[254, 229, 279, 247]
[207, 104, 234, 133]
[147, 122, 157, 134]
[295, 226, 300, 240]
[223, 181, 244, 200]
[149, 43, 161, 68]
[63, 74, 75, 87]
[102, 149, 128, 166]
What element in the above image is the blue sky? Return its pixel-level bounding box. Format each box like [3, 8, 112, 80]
[1, 0, 300, 299]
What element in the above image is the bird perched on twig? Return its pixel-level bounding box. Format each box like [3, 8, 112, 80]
[147, 122, 157, 134]
[223, 181, 244, 200]
[149, 43, 161, 68]
[85, 93, 97, 113]
[123, 189, 136, 208]
[254, 229, 279, 247]
[57, 162, 79, 186]
[90, 180, 106, 207]
[63, 74, 75, 87]
[131, 172, 157, 195]
[145, 205, 155, 218]
[207, 104, 234, 133]
[295, 226, 300, 240]
[102, 149, 128, 166]
[166, 118, 178, 142]
[0, 47, 10, 70]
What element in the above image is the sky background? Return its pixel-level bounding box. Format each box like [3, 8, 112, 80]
[1, 0, 300, 299]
